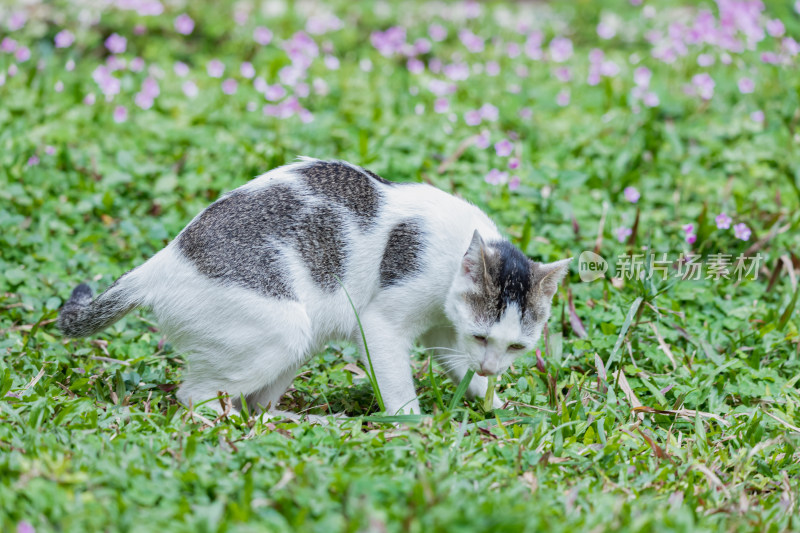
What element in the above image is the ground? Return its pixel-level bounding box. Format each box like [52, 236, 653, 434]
[1, 0, 799, 531]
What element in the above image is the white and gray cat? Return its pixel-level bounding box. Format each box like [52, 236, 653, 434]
[58, 158, 570, 416]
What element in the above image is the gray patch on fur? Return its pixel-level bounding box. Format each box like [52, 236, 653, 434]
[177, 183, 350, 296]
[58, 278, 138, 338]
[380, 219, 426, 287]
[298, 161, 383, 229]
[464, 240, 536, 327]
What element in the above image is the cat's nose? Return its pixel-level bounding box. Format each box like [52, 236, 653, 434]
[479, 359, 499, 376]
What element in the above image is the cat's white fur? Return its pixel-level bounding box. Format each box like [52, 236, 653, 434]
[63, 159, 569, 416]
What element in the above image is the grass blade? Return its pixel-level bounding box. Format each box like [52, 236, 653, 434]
[606, 297, 643, 369]
[449, 369, 475, 411]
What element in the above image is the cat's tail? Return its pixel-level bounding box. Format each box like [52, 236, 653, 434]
[57, 271, 142, 338]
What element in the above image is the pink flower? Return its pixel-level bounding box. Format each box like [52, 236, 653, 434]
[458, 28, 484, 53]
[174, 14, 194, 35]
[264, 84, 286, 101]
[15, 46, 30, 62]
[129, 57, 145, 72]
[371, 26, 406, 57]
[715, 212, 732, 229]
[508, 176, 521, 191]
[475, 130, 491, 149]
[750, 110, 765, 123]
[624, 186, 640, 203]
[83, 93, 96, 105]
[554, 67, 571, 82]
[479, 103, 498, 121]
[221, 78, 238, 95]
[182, 80, 198, 98]
[1, 37, 17, 53]
[27, 155, 39, 166]
[508, 157, 520, 170]
[429, 24, 447, 42]
[643, 92, 660, 107]
[556, 89, 570, 106]
[691, 73, 715, 100]
[434, 98, 449, 113]
[16, 521, 35, 533]
[207, 60, 224, 78]
[682, 223, 695, 234]
[254, 27, 273, 46]
[733, 223, 751, 241]
[55, 30, 75, 48]
[7, 12, 26, 31]
[240, 62, 255, 78]
[105, 33, 127, 54]
[134, 92, 153, 109]
[685, 233, 697, 244]
[766, 19, 785, 38]
[414, 38, 431, 55]
[738, 77, 755, 94]
[113, 105, 128, 123]
[141, 77, 159, 98]
[761, 52, 779, 64]
[174, 61, 189, 77]
[485, 168, 509, 185]
[519, 107, 533, 120]
[597, 21, 616, 40]
[486, 61, 501, 76]
[549, 37, 573, 62]
[633, 66, 651, 88]
[406, 58, 424, 74]
[784, 37, 800, 56]
[54, 80, 64, 92]
[616, 227, 632, 242]
[494, 139, 513, 157]
[45, 145, 56, 155]
[464, 110, 482, 126]
[324, 55, 340, 70]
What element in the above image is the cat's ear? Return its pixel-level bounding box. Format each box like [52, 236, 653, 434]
[532, 258, 572, 299]
[460, 230, 489, 285]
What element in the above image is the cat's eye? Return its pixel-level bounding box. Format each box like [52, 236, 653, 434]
[508, 343, 526, 351]
[473, 335, 488, 345]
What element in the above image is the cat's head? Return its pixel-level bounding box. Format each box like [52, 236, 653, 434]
[445, 230, 571, 376]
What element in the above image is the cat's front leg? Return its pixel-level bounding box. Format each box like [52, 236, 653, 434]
[357, 311, 420, 415]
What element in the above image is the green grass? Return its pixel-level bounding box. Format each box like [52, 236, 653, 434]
[2, 0, 800, 531]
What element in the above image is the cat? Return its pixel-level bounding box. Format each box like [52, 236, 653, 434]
[58, 158, 571, 417]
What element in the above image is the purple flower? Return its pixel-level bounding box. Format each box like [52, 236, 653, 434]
[55, 30, 75, 48]
[1, 37, 17, 53]
[406, 58, 424, 74]
[494, 139, 513, 157]
[414, 38, 431, 55]
[54, 80, 64, 92]
[221, 78, 237, 95]
[45, 145, 56, 156]
[691, 73, 715, 100]
[738, 77, 755, 94]
[182, 80, 199, 99]
[685, 233, 697, 244]
[134, 92, 153, 109]
[429, 24, 447, 42]
[129, 57, 145, 72]
[750, 110, 765, 123]
[486, 61, 500, 76]
[549, 37, 573, 62]
[643, 92, 660, 107]
[27, 155, 39, 166]
[141, 77, 159, 98]
[624, 186, 640, 203]
[207, 60, 224, 78]
[715, 212, 732, 229]
[240, 62, 255, 79]
[105, 33, 127, 54]
[554, 67, 570, 82]
[633, 66, 651, 88]
[15, 46, 30, 62]
[264, 84, 286, 101]
[485, 168, 508, 185]
[556, 89, 570, 106]
[434, 98, 449, 113]
[766, 19, 785, 38]
[682, 223, 695, 234]
[697, 53, 715, 67]
[16, 520, 35, 533]
[464, 110, 482, 126]
[254, 26, 273, 46]
[508, 157, 520, 170]
[733, 223, 751, 241]
[761, 52, 779, 64]
[458, 29, 484, 53]
[479, 103, 498, 121]
[784, 37, 800, 57]
[173, 62, 189, 77]
[597, 21, 616, 40]
[83, 93, 96, 105]
[475, 130, 491, 149]
[174, 14, 194, 35]
[519, 108, 533, 120]
[8, 12, 26, 31]
[113, 106, 128, 123]
[371, 26, 406, 57]
[615, 227, 632, 242]
[508, 175, 521, 191]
